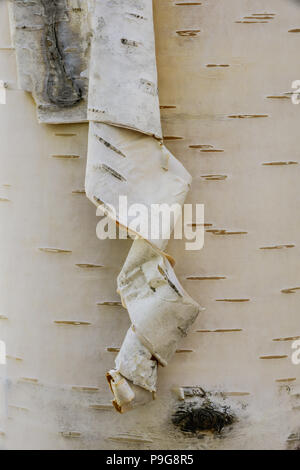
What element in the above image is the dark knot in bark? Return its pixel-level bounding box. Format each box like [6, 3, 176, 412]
[172, 401, 235, 434]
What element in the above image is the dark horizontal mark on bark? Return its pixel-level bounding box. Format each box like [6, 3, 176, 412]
[196, 329, 242, 333]
[72, 189, 86, 195]
[97, 301, 122, 307]
[176, 30, 201, 37]
[38, 247, 72, 253]
[51, 154, 80, 159]
[206, 229, 248, 235]
[187, 276, 226, 280]
[200, 149, 224, 153]
[262, 161, 298, 166]
[97, 164, 126, 182]
[175, 3, 202, 5]
[281, 287, 300, 294]
[163, 136, 183, 141]
[235, 21, 269, 24]
[266, 95, 289, 99]
[54, 321, 91, 326]
[228, 114, 269, 118]
[16, 25, 44, 31]
[94, 134, 126, 158]
[260, 244, 295, 250]
[273, 336, 300, 342]
[189, 144, 213, 149]
[75, 263, 105, 269]
[206, 64, 230, 68]
[160, 105, 177, 109]
[201, 174, 227, 180]
[244, 16, 274, 20]
[259, 355, 288, 360]
[121, 38, 140, 47]
[125, 13, 146, 20]
[276, 378, 296, 383]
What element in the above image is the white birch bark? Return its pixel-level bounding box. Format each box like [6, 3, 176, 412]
[1, 0, 300, 450]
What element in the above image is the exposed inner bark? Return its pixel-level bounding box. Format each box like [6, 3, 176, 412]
[41, 0, 83, 107]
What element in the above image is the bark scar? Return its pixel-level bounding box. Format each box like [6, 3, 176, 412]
[41, 0, 83, 107]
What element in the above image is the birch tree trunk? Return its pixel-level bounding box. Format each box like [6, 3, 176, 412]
[0, 0, 300, 450]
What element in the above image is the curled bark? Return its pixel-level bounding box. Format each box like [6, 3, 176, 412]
[86, 0, 201, 412]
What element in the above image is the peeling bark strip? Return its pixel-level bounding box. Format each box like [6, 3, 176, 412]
[40, 0, 82, 107]
[87, 0, 162, 138]
[85, 0, 200, 413]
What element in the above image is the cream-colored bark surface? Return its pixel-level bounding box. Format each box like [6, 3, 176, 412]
[1, 0, 300, 449]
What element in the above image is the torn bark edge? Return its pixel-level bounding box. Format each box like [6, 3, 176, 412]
[106, 370, 156, 414]
[106, 370, 134, 413]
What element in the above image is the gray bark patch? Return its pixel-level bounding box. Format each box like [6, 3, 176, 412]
[41, 0, 83, 107]
[11, 0, 90, 122]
